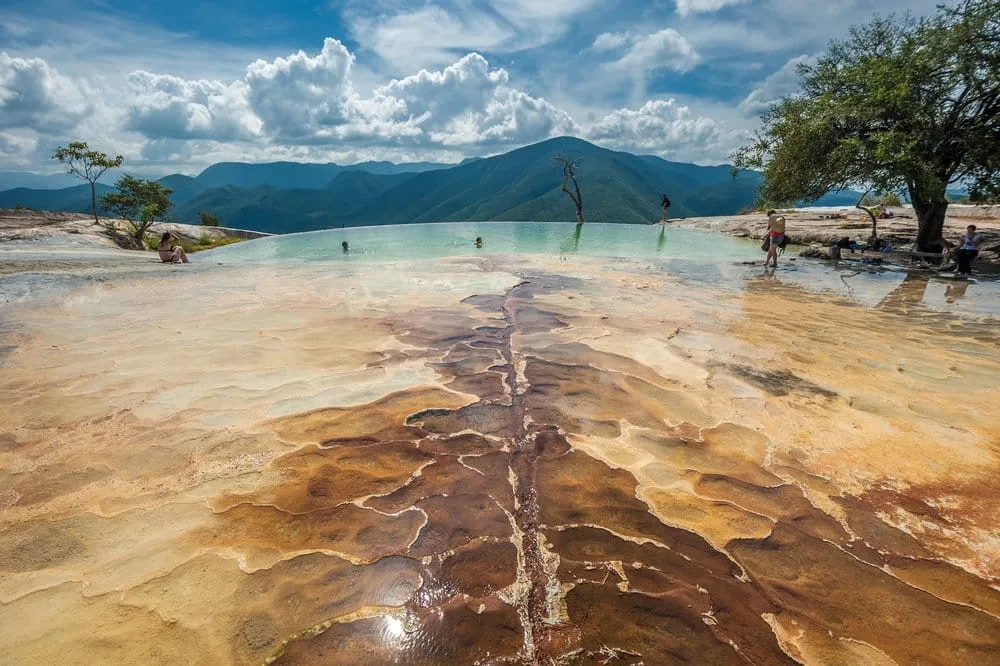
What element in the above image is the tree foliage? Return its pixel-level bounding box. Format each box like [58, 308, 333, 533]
[554, 155, 584, 224]
[100, 175, 174, 248]
[735, 0, 1000, 251]
[52, 141, 124, 224]
[199, 210, 221, 227]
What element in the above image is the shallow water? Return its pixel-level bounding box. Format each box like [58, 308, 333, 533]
[209, 221, 759, 264]
[1, 223, 999, 665]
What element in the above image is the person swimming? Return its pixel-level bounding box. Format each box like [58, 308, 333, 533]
[475, 237, 483, 248]
[341, 241, 349, 253]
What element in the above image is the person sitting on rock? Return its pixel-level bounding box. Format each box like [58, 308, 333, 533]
[954, 224, 984, 275]
[157, 232, 190, 264]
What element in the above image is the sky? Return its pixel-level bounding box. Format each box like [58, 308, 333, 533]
[0, 0, 945, 175]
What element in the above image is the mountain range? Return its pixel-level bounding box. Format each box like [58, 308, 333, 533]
[0, 137, 862, 233]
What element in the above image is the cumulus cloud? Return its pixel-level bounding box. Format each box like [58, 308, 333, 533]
[600, 29, 700, 73]
[372, 53, 578, 147]
[675, 0, 751, 17]
[585, 99, 723, 158]
[0, 52, 91, 132]
[738, 54, 815, 116]
[121, 42, 576, 152]
[245, 38, 357, 141]
[125, 71, 259, 141]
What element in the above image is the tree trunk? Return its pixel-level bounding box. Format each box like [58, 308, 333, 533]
[909, 183, 949, 252]
[90, 181, 98, 224]
[576, 212, 584, 225]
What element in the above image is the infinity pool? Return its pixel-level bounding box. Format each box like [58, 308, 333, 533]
[207, 221, 1000, 319]
[209, 221, 757, 263]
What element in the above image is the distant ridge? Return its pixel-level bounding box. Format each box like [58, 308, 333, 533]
[0, 136, 860, 233]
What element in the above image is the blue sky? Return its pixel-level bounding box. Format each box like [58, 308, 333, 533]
[0, 0, 944, 174]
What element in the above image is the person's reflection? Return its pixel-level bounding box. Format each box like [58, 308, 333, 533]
[945, 280, 970, 303]
[657, 225, 666, 253]
[877, 274, 929, 313]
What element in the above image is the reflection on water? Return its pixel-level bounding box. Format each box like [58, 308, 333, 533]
[208, 222, 1000, 319]
[946, 280, 969, 303]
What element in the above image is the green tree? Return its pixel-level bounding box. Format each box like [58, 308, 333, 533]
[735, 0, 1000, 252]
[100, 175, 174, 248]
[199, 210, 221, 227]
[51, 141, 124, 224]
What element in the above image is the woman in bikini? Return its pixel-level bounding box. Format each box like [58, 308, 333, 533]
[765, 212, 786, 268]
[157, 232, 190, 264]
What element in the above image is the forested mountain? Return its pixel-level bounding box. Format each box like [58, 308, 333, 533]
[0, 136, 831, 233]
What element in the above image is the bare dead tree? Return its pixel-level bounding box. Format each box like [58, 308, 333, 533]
[554, 156, 584, 225]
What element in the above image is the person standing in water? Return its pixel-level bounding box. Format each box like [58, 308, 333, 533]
[660, 194, 671, 223]
[341, 241, 349, 253]
[475, 237, 483, 248]
[765, 210, 786, 268]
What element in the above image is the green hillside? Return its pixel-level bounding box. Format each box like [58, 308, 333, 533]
[0, 137, 774, 232]
[157, 174, 205, 205]
[0, 183, 115, 213]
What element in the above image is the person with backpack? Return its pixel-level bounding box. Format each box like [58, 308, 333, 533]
[661, 194, 671, 223]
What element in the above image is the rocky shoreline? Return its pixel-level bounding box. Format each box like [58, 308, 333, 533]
[664, 205, 1000, 271]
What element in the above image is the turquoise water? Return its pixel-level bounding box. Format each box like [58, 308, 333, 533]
[207, 222, 756, 264]
[205, 221, 999, 318]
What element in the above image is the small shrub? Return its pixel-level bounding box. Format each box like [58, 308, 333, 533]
[880, 191, 902, 207]
[198, 233, 212, 245]
[144, 232, 159, 250]
[200, 211, 220, 227]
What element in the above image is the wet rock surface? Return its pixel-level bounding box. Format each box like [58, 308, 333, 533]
[1, 256, 998, 664]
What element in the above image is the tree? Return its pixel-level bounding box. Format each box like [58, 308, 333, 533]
[99, 175, 174, 248]
[200, 210, 221, 227]
[554, 156, 584, 224]
[52, 142, 124, 224]
[734, 0, 1000, 252]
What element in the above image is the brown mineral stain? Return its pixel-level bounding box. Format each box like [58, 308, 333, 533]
[266, 387, 470, 444]
[694, 474, 848, 543]
[438, 540, 518, 598]
[730, 522, 1000, 665]
[417, 432, 498, 456]
[200, 502, 425, 566]
[365, 454, 514, 514]
[215, 441, 432, 514]
[273, 599, 523, 665]
[407, 494, 512, 558]
[524, 358, 709, 438]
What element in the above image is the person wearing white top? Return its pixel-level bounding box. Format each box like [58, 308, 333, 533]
[955, 224, 984, 275]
